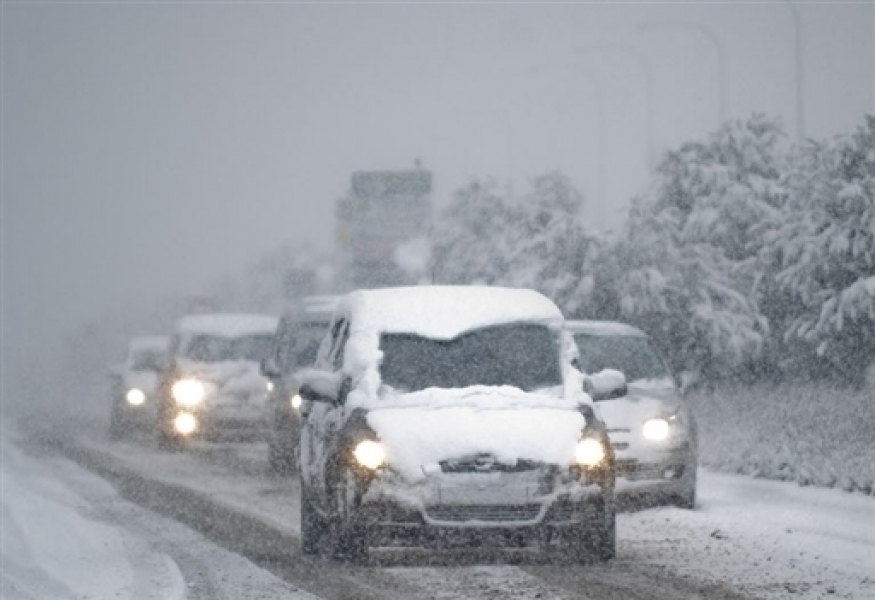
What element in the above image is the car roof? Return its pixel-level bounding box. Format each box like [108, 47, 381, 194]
[338, 286, 563, 339]
[175, 313, 278, 337]
[280, 295, 340, 326]
[565, 319, 647, 338]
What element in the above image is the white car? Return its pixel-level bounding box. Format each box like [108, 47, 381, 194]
[298, 286, 618, 562]
[566, 320, 698, 508]
[108, 336, 169, 440]
[156, 313, 279, 449]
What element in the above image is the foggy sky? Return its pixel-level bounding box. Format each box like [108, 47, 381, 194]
[3, 1, 873, 401]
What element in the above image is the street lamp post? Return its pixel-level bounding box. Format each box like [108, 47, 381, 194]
[784, 0, 805, 140]
[574, 45, 656, 171]
[638, 20, 727, 127]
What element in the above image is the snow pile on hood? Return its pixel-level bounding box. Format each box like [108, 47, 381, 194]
[175, 313, 278, 337]
[177, 359, 268, 397]
[366, 389, 586, 482]
[585, 368, 627, 395]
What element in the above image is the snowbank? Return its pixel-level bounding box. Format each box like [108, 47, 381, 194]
[688, 382, 875, 495]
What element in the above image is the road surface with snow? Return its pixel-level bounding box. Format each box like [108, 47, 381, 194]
[5, 428, 874, 600]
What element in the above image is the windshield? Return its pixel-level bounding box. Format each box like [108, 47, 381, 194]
[129, 349, 165, 372]
[284, 323, 327, 371]
[379, 323, 562, 393]
[182, 334, 273, 363]
[574, 334, 669, 383]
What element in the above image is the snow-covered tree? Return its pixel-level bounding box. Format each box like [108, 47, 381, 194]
[603, 116, 786, 380]
[761, 115, 875, 383]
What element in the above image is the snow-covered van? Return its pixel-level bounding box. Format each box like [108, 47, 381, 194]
[156, 313, 279, 449]
[298, 286, 617, 561]
[261, 295, 340, 473]
[108, 336, 169, 440]
[566, 320, 698, 508]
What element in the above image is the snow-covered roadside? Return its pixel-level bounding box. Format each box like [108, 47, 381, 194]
[622, 470, 875, 599]
[1, 437, 320, 600]
[689, 383, 875, 495]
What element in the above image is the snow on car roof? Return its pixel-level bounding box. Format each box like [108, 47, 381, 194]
[565, 319, 647, 337]
[175, 314, 278, 338]
[128, 336, 169, 351]
[340, 286, 563, 339]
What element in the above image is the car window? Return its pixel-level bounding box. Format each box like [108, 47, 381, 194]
[379, 323, 562, 393]
[329, 320, 349, 371]
[573, 334, 670, 382]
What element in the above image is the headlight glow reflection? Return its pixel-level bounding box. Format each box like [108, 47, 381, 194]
[575, 438, 606, 467]
[290, 394, 302, 409]
[126, 388, 146, 406]
[353, 440, 385, 470]
[643, 418, 670, 441]
[172, 378, 205, 407]
[174, 412, 197, 435]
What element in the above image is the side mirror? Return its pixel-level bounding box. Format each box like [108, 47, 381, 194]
[260, 357, 282, 379]
[298, 369, 342, 405]
[583, 369, 628, 401]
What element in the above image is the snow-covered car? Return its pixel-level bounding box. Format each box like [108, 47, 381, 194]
[298, 286, 617, 562]
[108, 336, 169, 440]
[261, 295, 339, 473]
[156, 313, 279, 449]
[566, 320, 698, 508]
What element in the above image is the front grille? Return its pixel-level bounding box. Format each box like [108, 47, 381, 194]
[425, 504, 542, 523]
[616, 459, 685, 481]
[440, 457, 541, 473]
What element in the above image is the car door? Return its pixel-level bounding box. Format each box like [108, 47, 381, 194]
[300, 314, 349, 508]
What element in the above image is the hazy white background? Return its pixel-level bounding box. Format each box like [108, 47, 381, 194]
[3, 1, 873, 402]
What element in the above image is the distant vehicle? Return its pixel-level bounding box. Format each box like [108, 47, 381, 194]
[156, 313, 279, 450]
[261, 295, 339, 473]
[108, 336, 169, 440]
[565, 320, 698, 509]
[297, 286, 617, 562]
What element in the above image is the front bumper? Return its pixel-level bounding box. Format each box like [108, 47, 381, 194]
[612, 444, 697, 502]
[351, 468, 611, 548]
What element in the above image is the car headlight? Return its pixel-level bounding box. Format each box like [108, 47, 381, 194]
[174, 411, 197, 435]
[290, 394, 302, 409]
[643, 418, 670, 441]
[266, 380, 274, 392]
[575, 438, 606, 467]
[353, 440, 385, 470]
[172, 378, 205, 407]
[126, 388, 146, 406]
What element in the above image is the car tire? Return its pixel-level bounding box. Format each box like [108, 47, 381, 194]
[300, 484, 325, 556]
[157, 427, 185, 451]
[328, 469, 368, 563]
[268, 441, 298, 475]
[109, 407, 127, 441]
[563, 503, 616, 564]
[674, 486, 696, 509]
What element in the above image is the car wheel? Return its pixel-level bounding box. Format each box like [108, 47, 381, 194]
[300, 484, 326, 555]
[674, 486, 696, 509]
[157, 427, 185, 451]
[108, 407, 127, 441]
[268, 440, 298, 475]
[328, 469, 368, 563]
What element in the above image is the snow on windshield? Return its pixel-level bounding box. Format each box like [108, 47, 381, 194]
[182, 333, 274, 363]
[574, 333, 669, 382]
[379, 323, 563, 393]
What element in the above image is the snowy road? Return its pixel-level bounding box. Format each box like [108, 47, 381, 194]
[8, 429, 874, 600]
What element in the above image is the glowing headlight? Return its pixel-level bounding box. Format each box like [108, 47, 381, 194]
[575, 438, 606, 467]
[353, 440, 385, 470]
[172, 378, 205, 407]
[290, 394, 302, 409]
[174, 411, 197, 435]
[126, 388, 146, 406]
[643, 418, 670, 441]
[266, 381, 274, 392]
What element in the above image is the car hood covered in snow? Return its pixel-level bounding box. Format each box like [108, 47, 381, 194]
[594, 380, 682, 430]
[177, 359, 268, 400]
[365, 386, 587, 483]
